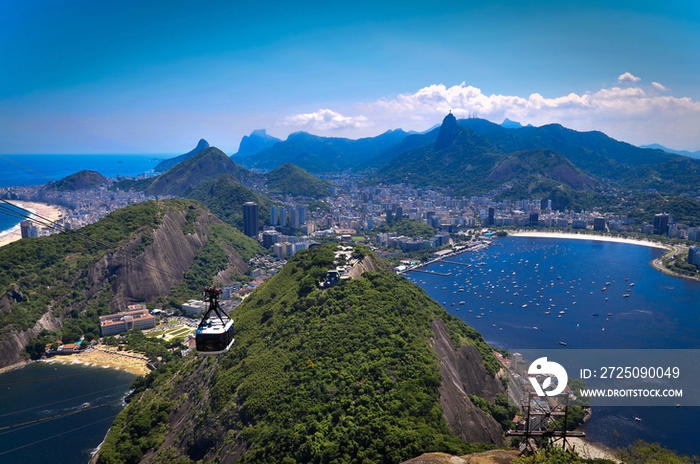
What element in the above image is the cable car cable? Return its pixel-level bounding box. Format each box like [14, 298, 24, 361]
[0, 384, 127, 418]
[0, 414, 118, 457]
[0, 398, 122, 433]
[0, 155, 56, 183]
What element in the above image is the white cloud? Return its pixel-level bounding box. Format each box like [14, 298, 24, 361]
[360, 79, 700, 149]
[652, 82, 669, 91]
[280, 109, 372, 130]
[618, 72, 641, 84]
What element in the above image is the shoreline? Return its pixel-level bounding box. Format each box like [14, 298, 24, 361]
[509, 230, 700, 282]
[0, 200, 66, 248]
[508, 230, 669, 250]
[41, 346, 151, 376]
[0, 359, 32, 375]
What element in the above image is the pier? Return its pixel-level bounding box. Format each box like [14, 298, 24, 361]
[440, 260, 473, 267]
[401, 268, 452, 277]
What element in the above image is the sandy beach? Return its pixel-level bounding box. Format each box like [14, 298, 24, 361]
[43, 345, 151, 376]
[509, 230, 669, 250]
[0, 201, 66, 248]
[559, 436, 620, 462]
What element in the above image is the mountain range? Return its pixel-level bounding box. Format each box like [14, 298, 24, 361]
[233, 129, 281, 158]
[112, 148, 333, 232]
[223, 116, 698, 200]
[362, 114, 700, 204]
[235, 129, 411, 173]
[639, 143, 700, 160]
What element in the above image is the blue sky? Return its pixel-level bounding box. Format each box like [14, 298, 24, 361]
[1, 0, 699, 154]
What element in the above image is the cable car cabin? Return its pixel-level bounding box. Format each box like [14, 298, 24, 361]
[319, 270, 341, 289]
[196, 317, 234, 355]
[196, 286, 235, 355]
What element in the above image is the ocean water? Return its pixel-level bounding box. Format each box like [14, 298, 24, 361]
[0, 154, 169, 188]
[406, 236, 700, 456]
[0, 362, 135, 463]
[0, 154, 169, 236]
[0, 202, 27, 237]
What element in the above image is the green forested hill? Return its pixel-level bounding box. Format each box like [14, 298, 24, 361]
[112, 147, 254, 196]
[49, 169, 108, 191]
[266, 163, 334, 198]
[185, 173, 276, 230]
[147, 147, 252, 196]
[153, 139, 209, 172]
[99, 245, 505, 464]
[375, 218, 436, 239]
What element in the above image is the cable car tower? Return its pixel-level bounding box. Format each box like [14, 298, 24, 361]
[195, 286, 235, 355]
[506, 393, 585, 455]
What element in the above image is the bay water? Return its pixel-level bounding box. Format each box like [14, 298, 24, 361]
[406, 236, 700, 456]
[0, 362, 135, 463]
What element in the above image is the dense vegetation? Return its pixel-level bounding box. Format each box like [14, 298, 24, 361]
[664, 250, 700, 278]
[265, 163, 334, 198]
[101, 244, 504, 464]
[621, 195, 700, 227]
[513, 440, 697, 464]
[469, 393, 519, 431]
[100, 358, 186, 464]
[375, 218, 437, 240]
[494, 179, 617, 212]
[167, 222, 265, 303]
[615, 439, 698, 464]
[186, 174, 275, 231]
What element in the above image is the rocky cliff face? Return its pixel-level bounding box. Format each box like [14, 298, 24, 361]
[431, 318, 505, 445]
[0, 311, 62, 368]
[88, 206, 246, 311]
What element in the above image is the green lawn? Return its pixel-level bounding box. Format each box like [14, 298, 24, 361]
[146, 325, 194, 341]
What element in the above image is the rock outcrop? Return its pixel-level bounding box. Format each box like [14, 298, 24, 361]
[431, 318, 504, 445]
[0, 310, 62, 368]
[402, 450, 521, 464]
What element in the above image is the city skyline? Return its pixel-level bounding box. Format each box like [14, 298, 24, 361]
[1, 0, 699, 154]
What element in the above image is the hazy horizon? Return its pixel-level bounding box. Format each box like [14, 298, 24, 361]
[2, 0, 699, 154]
